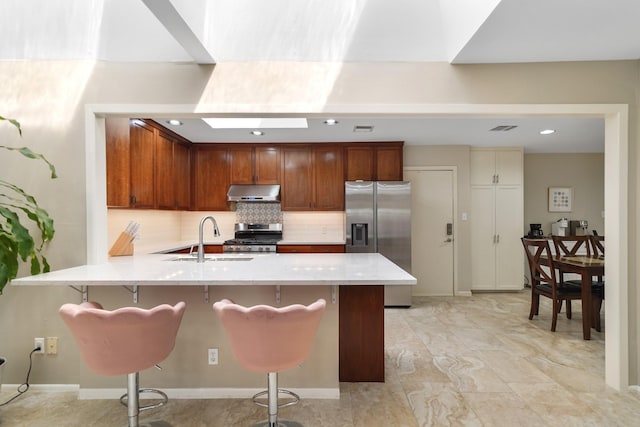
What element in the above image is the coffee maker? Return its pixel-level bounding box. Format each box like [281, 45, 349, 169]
[551, 218, 569, 236]
[528, 223, 544, 238]
[569, 220, 589, 236]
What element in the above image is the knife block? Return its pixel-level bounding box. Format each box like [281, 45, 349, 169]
[109, 231, 134, 256]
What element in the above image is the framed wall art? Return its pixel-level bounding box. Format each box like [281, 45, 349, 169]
[548, 187, 572, 212]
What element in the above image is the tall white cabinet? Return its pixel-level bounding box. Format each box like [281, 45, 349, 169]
[470, 148, 524, 290]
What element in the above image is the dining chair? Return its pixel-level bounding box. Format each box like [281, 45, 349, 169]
[213, 298, 326, 427]
[521, 238, 602, 332]
[550, 235, 595, 317]
[59, 301, 187, 427]
[590, 235, 605, 257]
[589, 234, 605, 317]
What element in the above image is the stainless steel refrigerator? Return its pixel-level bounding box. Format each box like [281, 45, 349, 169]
[345, 181, 412, 307]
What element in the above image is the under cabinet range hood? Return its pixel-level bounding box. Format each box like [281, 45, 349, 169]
[227, 184, 281, 202]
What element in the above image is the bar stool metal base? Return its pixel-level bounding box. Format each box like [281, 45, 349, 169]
[253, 420, 304, 427]
[251, 372, 303, 427]
[119, 372, 169, 427]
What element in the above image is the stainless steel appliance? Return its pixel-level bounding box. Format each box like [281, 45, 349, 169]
[345, 181, 412, 307]
[227, 184, 280, 202]
[223, 223, 282, 253]
[569, 220, 589, 236]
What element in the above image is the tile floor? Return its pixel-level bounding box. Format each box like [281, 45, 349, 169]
[1, 291, 639, 426]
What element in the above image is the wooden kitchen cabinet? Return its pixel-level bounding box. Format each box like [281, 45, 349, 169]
[129, 120, 156, 208]
[156, 135, 191, 210]
[229, 146, 281, 185]
[106, 117, 131, 207]
[107, 118, 191, 210]
[339, 285, 385, 382]
[281, 147, 314, 210]
[346, 142, 404, 181]
[173, 141, 191, 210]
[314, 146, 345, 210]
[255, 146, 280, 184]
[280, 145, 344, 211]
[192, 146, 230, 210]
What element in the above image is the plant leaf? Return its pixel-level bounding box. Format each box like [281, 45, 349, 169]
[0, 145, 57, 179]
[0, 116, 22, 136]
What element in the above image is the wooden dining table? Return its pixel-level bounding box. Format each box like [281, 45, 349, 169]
[548, 255, 605, 340]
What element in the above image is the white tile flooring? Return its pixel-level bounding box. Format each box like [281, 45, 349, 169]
[2, 291, 639, 426]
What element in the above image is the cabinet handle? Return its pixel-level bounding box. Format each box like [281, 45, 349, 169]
[492, 174, 496, 184]
[496, 234, 500, 244]
[496, 174, 499, 184]
[130, 195, 136, 205]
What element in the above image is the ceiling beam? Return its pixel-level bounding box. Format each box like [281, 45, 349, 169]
[141, 0, 215, 64]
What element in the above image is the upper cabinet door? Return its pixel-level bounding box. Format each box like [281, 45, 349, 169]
[470, 149, 523, 186]
[106, 117, 131, 207]
[155, 132, 175, 210]
[229, 147, 254, 184]
[470, 150, 496, 186]
[375, 146, 403, 181]
[255, 146, 281, 184]
[346, 146, 374, 181]
[193, 147, 230, 211]
[346, 143, 404, 182]
[129, 121, 156, 208]
[314, 146, 344, 210]
[495, 150, 523, 186]
[281, 147, 313, 210]
[173, 142, 191, 210]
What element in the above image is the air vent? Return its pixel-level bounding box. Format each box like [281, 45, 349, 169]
[490, 125, 518, 131]
[353, 125, 374, 132]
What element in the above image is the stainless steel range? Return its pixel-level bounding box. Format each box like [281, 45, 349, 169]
[223, 223, 282, 253]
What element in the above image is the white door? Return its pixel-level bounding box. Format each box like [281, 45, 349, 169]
[405, 169, 455, 296]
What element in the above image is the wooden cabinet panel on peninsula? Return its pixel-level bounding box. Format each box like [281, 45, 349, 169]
[346, 142, 403, 181]
[281, 145, 345, 211]
[229, 146, 280, 184]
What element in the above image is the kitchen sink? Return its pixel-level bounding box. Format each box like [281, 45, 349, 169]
[168, 256, 253, 262]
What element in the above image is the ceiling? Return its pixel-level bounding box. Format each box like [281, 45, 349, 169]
[4, 0, 636, 152]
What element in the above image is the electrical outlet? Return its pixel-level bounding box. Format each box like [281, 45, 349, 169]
[208, 348, 218, 365]
[34, 337, 45, 354]
[321, 225, 327, 234]
[46, 337, 58, 355]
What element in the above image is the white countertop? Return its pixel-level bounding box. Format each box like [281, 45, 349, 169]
[11, 253, 416, 287]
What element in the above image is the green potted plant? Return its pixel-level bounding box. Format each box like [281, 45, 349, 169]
[0, 116, 57, 383]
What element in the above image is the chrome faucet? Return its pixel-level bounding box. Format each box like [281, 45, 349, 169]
[198, 215, 221, 263]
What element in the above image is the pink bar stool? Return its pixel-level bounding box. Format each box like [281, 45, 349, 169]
[59, 301, 186, 427]
[213, 298, 326, 427]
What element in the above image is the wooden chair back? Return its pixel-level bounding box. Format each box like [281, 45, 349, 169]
[551, 235, 592, 257]
[521, 238, 557, 288]
[590, 235, 605, 257]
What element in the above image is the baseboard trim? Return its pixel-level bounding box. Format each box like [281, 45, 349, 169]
[79, 387, 340, 400]
[455, 290, 473, 297]
[1, 384, 79, 393]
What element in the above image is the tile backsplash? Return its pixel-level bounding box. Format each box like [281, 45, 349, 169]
[235, 202, 283, 224]
[108, 208, 345, 254]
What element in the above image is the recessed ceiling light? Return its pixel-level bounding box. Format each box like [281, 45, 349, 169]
[251, 130, 264, 136]
[353, 125, 374, 133]
[540, 129, 556, 135]
[166, 119, 183, 126]
[324, 119, 338, 125]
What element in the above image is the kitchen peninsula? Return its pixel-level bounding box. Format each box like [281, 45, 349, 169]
[13, 252, 415, 392]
